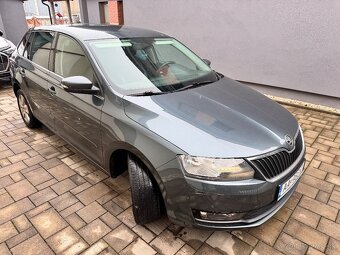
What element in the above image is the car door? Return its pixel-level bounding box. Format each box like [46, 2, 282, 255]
[49, 33, 104, 165]
[17, 31, 56, 130]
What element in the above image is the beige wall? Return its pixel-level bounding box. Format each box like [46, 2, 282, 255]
[61, 0, 80, 16]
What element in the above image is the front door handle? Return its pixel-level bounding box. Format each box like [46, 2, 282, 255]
[48, 86, 56, 96]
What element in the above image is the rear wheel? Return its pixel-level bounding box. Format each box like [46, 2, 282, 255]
[17, 89, 41, 128]
[127, 154, 162, 224]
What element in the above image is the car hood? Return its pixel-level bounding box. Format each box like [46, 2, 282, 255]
[0, 38, 12, 51]
[123, 77, 299, 158]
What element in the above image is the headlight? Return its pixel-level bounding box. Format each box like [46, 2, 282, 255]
[3, 47, 15, 55]
[178, 155, 254, 181]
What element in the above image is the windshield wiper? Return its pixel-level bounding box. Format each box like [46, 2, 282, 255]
[175, 80, 216, 92]
[128, 91, 168, 96]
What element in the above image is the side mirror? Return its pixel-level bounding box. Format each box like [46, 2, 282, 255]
[61, 76, 99, 94]
[203, 59, 211, 66]
[0, 30, 3, 37]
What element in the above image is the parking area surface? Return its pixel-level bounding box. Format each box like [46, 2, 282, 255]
[0, 83, 340, 255]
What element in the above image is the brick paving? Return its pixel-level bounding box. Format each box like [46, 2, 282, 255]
[0, 82, 340, 255]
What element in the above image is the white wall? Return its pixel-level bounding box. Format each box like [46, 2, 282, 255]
[87, 0, 102, 24]
[0, 0, 28, 44]
[124, 0, 340, 106]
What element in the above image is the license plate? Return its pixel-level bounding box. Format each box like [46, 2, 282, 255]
[277, 163, 304, 201]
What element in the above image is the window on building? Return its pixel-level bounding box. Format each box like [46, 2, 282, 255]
[53, 34, 95, 82]
[29, 31, 55, 69]
[99, 1, 109, 24]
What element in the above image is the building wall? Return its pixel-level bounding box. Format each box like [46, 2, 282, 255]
[23, 0, 62, 17]
[0, 0, 28, 44]
[86, 0, 104, 24]
[108, 0, 124, 25]
[124, 0, 340, 108]
[84, 0, 123, 25]
[61, 0, 81, 15]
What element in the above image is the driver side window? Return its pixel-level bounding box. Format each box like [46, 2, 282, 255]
[53, 34, 95, 83]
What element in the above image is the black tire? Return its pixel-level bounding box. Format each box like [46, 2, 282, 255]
[17, 89, 41, 128]
[128, 154, 162, 224]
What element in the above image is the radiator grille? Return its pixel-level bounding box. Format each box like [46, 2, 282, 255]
[0, 52, 9, 73]
[250, 132, 303, 179]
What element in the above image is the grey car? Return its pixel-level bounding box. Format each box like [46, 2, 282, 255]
[11, 25, 305, 229]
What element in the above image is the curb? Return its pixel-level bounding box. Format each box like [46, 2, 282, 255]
[266, 95, 340, 116]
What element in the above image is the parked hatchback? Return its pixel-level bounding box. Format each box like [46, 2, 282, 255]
[11, 25, 305, 229]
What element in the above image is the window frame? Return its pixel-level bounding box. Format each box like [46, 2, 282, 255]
[50, 32, 101, 89]
[23, 30, 56, 72]
[17, 29, 32, 57]
[23, 32, 35, 60]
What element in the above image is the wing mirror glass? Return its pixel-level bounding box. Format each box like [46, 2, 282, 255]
[61, 76, 99, 94]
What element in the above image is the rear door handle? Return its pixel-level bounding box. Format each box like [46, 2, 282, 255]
[48, 86, 56, 96]
[19, 67, 25, 76]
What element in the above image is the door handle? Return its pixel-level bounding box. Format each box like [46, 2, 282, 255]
[48, 86, 56, 96]
[19, 67, 25, 75]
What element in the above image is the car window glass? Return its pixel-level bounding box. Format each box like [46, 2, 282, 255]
[23, 33, 34, 59]
[88, 38, 214, 94]
[17, 31, 31, 56]
[54, 34, 95, 82]
[29, 31, 54, 69]
[153, 43, 197, 70]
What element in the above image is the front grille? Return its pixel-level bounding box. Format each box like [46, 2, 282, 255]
[250, 132, 303, 179]
[0, 52, 9, 73]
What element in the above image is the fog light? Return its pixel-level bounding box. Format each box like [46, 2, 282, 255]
[193, 209, 246, 221]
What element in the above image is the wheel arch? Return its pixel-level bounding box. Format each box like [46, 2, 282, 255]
[12, 79, 21, 97]
[108, 141, 160, 182]
[108, 142, 166, 212]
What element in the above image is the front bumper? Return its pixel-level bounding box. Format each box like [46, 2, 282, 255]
[158, 143, 305, 229]
[0, 71, 10, 81]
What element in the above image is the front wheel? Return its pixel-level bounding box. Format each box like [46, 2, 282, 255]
[128, 154, 163, 224]
[17, 89, 41, 128]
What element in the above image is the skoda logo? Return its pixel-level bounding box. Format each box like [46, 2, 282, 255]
[285, 135, 294, 148]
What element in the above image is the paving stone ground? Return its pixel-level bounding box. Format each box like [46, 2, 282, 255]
[0, 82, 340, 255]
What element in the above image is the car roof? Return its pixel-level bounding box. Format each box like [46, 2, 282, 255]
[34, 24, 169, 41]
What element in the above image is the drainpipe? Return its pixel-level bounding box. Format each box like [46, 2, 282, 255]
[41, 0, 53, 24]
[66, 0, 73, 24]
[50, 1, 57, 25]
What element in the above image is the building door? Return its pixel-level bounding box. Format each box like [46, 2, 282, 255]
[99, 1, 109, 24]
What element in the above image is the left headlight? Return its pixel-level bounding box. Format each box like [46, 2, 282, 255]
[3, 46, 15, 56]
[178, 155, 254, 181]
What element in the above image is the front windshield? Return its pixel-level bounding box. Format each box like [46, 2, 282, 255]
[88, 37, 218, 95]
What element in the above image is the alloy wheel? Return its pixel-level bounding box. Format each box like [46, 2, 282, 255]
[18, 94, 30, 123]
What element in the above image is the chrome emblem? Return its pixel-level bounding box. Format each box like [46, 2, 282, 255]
[285, 135, 294, 148]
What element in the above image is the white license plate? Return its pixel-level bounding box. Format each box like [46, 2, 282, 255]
[277, 163, 304, 201]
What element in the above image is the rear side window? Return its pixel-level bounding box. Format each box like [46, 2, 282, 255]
[53, 34, 95, 82]
[29, 31, 55, 69]
[17, 31, 31, 56]
[22, 33, 34, 59]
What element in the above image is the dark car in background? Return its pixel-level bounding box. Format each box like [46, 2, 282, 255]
[0, 30, 15, 82]
[11, 25, 305, 229]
